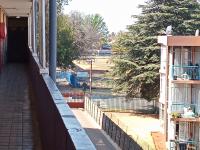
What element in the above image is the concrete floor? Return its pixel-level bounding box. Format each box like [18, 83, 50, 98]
[72, 109, 120, 150]
[0, 64, 42, 150]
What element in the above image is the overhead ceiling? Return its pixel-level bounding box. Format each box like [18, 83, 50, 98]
[0, 0, 32, 17]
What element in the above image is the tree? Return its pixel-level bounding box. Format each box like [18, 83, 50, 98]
[43, 0, 71, 67]
[57, 0, 70, 14]
[111, 0, 200, 101]
[57, 11, 109, 67]
[86, 14, 109, 43]
[69, 12, 109, 56]
[57, 14, 79, 67]
[111, 31, 129, 54]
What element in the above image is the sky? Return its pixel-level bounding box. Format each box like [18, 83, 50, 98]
[64, 0, 146, 33]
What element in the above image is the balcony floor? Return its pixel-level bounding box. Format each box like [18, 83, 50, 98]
[0, 64, 42, 150]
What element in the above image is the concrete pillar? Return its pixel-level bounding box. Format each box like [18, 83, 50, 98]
[32, 0, 36, 53]
[28, 15, 32, 49]
[49, 0, 57, 82]
[41, 0, 46, 68]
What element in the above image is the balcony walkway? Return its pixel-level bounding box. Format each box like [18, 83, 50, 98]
[0, 64, 42, 150]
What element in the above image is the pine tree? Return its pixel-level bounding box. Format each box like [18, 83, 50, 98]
[111, 0, 200, 101]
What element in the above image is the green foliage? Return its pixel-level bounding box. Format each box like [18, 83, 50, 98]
[111, 0, 200, 101]
[111, 32, 129, 54]
[57, 15, 79, 67]
[85, 14, 109, 43]
[69, 11, 109, 54]
[57, 10, 109, 67]
[57, 0, 70, 14]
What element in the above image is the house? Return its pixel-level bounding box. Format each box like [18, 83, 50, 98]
[158, 36, 200, 149]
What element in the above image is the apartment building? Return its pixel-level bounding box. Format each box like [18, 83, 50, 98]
[158, 36, 200, 150]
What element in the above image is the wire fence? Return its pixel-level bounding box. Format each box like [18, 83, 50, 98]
[89, 95, 159, 114]
[84, 97, 156, 150]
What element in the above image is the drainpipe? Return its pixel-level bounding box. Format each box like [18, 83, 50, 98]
[49, 0, 57, 82]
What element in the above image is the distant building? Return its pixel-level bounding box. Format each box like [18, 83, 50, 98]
[101, 43, 112, 50]
[97, 44, 112, 55]
[158, 36, 200, 150]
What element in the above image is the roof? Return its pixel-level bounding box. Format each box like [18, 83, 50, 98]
[158, 36, 200, 46]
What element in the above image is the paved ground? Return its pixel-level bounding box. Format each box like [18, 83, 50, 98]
[0, 64, 42, 150]
[72, 109, 120, 150]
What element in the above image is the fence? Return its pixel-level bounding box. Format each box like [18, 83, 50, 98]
[85, 97, 156, 150]
[90, 95, 158, 114]
[102, 113, 156, 150]
[85, 96, 103, 125]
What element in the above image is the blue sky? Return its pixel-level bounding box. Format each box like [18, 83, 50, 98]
[64, 0, 146, 33]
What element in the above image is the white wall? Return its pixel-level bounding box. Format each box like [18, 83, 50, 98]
[160, 45, 167, 104]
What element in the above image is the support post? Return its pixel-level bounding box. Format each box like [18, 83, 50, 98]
[41, 0, 46, 68]
[90, 60, 92, 94]
[28, 15, 32, 49]
[32, 0, 37, 53]
[49, 0, 57, 82]
[164, 46, 169, 141]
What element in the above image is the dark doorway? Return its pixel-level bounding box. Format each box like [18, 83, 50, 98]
[7, 17, 28, 62]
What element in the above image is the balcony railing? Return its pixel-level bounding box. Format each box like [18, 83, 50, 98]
[171, 65, 200, 80]
[170, 140, 199, 150]
[171, 103, 200, 116]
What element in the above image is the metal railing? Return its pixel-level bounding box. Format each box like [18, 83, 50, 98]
[170, 140, 200, 150]
[85, 97, 156, 150]
[171, 65, 200, 80]
[170, 103, 200, 114]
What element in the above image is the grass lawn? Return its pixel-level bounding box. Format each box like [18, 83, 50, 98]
[73, 56, 114, 71]
[106, 112, 159, 150]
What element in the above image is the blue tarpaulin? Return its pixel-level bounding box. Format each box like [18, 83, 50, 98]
[56, 71, 81, 88]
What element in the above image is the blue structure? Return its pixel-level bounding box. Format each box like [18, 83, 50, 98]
[56, 71, 81, 88]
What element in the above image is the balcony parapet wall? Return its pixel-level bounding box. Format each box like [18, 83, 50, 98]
[29, 50, 95, 150]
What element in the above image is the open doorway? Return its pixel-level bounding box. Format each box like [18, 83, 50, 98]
[7, 17, 28, 63]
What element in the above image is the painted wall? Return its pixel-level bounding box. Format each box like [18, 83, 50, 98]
[159, 45, 168, 134]
[168, 46, 200, 149]
[0, 8, 7, 72]
[160, 45, 167, 104]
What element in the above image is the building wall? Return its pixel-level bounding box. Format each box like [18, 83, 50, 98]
[0, 8, 7, 72]
[168, 46, 200, 149]
[159, 45, 167, 133]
